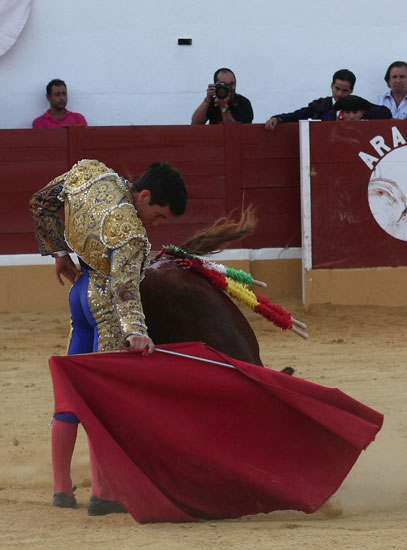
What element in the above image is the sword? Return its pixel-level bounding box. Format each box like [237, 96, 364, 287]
[155, 347, 236, 369]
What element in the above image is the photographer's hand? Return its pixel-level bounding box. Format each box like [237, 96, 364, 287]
[214, 94, 228, 108]
[206, 83, 216, 103]
[191, 84, 216, 125]
[214, 94, 237, 123]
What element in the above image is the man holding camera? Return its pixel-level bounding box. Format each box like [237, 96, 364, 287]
[191, 68, 254, 124]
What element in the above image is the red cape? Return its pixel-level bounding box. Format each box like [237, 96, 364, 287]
[49, 342, 383, 523]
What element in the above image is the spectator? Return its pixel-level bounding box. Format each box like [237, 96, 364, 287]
[334, 95, 392, 120]
[33, 79, 87, 129]
[373, 61, 407, 119]
[191, 67, 253, 125]
[265, 69, 356, 130]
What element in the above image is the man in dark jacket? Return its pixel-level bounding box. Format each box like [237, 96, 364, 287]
[265, 69, 356, 130]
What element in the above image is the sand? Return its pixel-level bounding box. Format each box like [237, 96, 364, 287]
[0, 298, 406, 549]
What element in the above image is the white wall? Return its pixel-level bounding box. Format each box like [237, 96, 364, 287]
[1, 0, 407, 129]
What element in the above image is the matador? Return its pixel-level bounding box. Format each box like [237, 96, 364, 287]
[30, 158, 187, 515]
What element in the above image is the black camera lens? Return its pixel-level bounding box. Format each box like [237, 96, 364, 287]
[215, 82, 231, 99]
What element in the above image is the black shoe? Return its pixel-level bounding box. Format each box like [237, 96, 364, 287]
[53, 492, 77, 508]
[88, 495, 127, 516]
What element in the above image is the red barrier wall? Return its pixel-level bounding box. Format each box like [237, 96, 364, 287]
[0, 124, 301, 254]
[309, 120, 407, 269]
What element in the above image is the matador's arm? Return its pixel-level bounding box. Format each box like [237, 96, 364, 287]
[29, 174, 69, 255]
[109, 239, 150, 340]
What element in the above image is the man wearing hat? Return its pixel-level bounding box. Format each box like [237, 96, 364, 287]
[334, 95, 391, 120]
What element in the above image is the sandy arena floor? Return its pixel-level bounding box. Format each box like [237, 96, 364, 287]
[0, 298, 406, 549]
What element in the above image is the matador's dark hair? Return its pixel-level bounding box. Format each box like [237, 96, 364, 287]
[132, 162, 188, 216]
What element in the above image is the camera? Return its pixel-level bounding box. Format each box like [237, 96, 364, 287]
[215, 82, 231, 99]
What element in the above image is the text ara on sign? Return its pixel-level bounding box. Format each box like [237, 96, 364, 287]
[359, 126, 407, 170]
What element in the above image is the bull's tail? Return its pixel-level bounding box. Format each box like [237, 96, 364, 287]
[180, 205, 257, 256]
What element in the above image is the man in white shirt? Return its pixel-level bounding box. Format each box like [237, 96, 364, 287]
[373, 61, 407, 119]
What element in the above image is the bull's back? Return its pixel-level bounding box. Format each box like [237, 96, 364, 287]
[141, 259, 262, 365]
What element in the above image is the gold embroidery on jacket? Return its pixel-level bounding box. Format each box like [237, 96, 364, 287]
[63, 161, 150, 276]
[87, 270, 124, 351]
[63, 159, 115, 194]
[31, 159, 151, 343]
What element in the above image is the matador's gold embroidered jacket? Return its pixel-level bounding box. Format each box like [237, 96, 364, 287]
[29, 159, 151, 339]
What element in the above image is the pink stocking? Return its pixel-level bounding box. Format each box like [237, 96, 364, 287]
[88, 438, 115, 500]
[51, 419, 78, 494]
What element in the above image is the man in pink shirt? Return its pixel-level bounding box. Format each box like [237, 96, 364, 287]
[33, 79, 87, 129]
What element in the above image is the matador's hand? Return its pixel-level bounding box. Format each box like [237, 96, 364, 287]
[125, 334, 155, 356]
[54, 255, 82, 286]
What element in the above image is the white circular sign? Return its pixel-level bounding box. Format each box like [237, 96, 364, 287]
[0, 0, 32, 57]
[368, 145, 407, 241]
